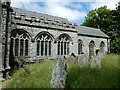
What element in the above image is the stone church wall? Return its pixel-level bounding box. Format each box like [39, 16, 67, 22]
[78, 35, 108, 56]
[10, 12, 78, 61]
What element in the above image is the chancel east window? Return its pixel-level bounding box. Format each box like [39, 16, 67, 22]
[11, 31, 29, 56]
[36, 33, 52, 56]
[78, 39, 83, 55]
[57, 34, 71, 55]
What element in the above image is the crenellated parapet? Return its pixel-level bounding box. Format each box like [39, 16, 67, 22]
[11, 10, 78, 31]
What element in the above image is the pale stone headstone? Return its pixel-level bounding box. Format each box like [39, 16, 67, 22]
[51, 57, 67, 88]
[91, 56, 97, 68]
[91, 54, 102, 69]
[78, 54, 85, 67]
[78, 54, 89, 67]
[68, 56, 76, 64]
[96, 53, 102, 68]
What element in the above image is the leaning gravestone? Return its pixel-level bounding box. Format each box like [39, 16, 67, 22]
[78, 54, 89, 67]
[51, 57, 67, 88]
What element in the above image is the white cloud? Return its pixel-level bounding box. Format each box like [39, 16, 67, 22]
[11, 0, 86, 23]
[43, 2, 86, 21]
[11, 0, 119, 24]
[90, 0, 119, 10]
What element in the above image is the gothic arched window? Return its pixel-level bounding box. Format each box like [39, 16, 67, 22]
[11, 31, 30, 56]
[89, 40, 95, 58]
[36, 33, 52, 56]
[57, 34, 71, 55]
[100, 41, 105, 53]
[78, 39, 83, 55]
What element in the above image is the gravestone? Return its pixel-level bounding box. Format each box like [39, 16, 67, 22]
[68, 56, 76, 64]
[51, 57, 67, 88]
[91, 54, 102, 69]
[68, 53, 76, 64]
[91, 56, 97, 68]
[96, 53, 102, 68]
[78, 54, 88, 67]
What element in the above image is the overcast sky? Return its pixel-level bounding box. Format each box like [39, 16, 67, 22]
[11, 0, 119, 25]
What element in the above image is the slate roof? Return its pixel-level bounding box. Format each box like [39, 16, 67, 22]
[12, 7, 69, 23]
[76, 26, 109, 38]
[12, 7, 109, 38]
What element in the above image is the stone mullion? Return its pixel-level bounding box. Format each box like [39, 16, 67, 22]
[63, 41, 64, 56]
[45, 40, 47, 56]
[18, 39, 20, 56]
[47, 40, 50, 56]
[65, 41, 67, 55]
[57, 41, 58, 55]
[66, 42, 68, 55]
[44, 40, 45, 56]
[39, 41, 41, 56]
[59, 41, 61, 55]
[28, 40, 30, 56]
[23, 39, 25, 56]
[41, 41, 43, 56]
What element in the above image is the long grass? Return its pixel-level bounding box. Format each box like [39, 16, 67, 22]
[66, 54, 119, 88]
[4, 54, 119, 88]
[5, 60, 56, 88]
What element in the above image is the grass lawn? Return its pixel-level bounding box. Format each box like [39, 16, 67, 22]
[4, 54, 119, 88]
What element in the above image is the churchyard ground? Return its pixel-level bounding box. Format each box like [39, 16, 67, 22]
[3, 54, 119, 88]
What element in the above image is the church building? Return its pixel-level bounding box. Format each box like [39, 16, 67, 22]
[0, 1, 110, 79]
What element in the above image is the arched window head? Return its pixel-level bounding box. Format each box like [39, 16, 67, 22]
[57, 34, 71, 55]
[11, 30, 30, 56]
[100, 41, 105, 53]
[78, 39, 83, 55]
[89, 40, 95, 58]
[36, 33, 52, 41]
[36, 33, 53, 56]
[57, 34, 72, 42]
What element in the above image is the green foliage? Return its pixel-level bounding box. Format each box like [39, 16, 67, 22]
[5, 60, 56, 88]
[66, 54, 119, 88]
[82, 2, 120, 54]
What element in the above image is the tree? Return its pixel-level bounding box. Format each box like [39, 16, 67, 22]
[82, 3, 120, 54]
